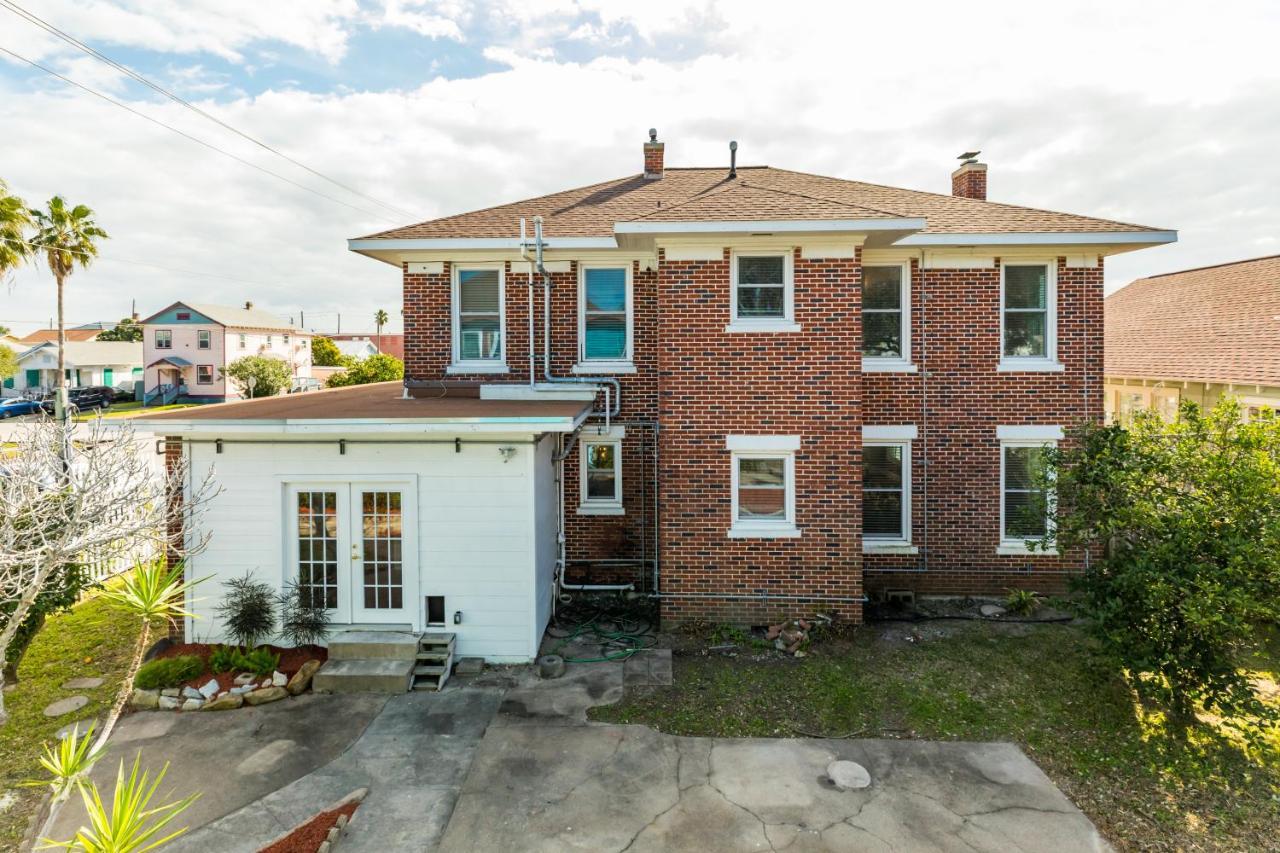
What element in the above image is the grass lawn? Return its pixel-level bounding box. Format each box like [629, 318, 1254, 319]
[0, 592, 142, 850]
[74, 402, 197, 421]
[592, 620, 1280, 852]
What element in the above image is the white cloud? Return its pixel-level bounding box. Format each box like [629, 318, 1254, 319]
[2, 0, 1279, 336]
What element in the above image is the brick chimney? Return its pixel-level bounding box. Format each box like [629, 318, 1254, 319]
[643, 128, 664, 180]
[951, 152, 987, 200]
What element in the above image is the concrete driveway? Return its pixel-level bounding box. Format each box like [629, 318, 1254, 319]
[56, 655, 1109, 852]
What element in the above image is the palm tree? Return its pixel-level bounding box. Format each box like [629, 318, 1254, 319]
[374, 308, 389, 353]
[29, 197, 108, 419]
[0, 179, 33, 282]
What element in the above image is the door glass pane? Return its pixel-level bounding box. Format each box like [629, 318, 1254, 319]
[296, 491, 338, 609]
[360, 489, 404, 610]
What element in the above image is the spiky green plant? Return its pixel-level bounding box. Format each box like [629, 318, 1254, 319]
[29, 723, 106, 799]
[40, 756, 197, 853]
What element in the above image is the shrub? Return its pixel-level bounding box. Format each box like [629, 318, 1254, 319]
[278, 581, 332, 647]
[215, 573, 276, 649]
[208, 644, 239, 674]
[223, 355, 292, 398]
[207, 644, 279, 676]
[134, 655, 203, 689]
[1004, 589, 1041, 616]
[325, 353, 403, 388]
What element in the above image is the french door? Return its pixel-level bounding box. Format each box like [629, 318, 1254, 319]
[288, 481, 416, 626]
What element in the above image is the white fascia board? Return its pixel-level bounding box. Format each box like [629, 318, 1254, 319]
[132, 418, 583, 435]
[997, 425, 1064, 441]
[896, 230, 1177, 247]
[725, 434, 802, 451]
[348, 237, 619, 252]
[616, 218, 927, 235]
[863, 425, 919, 441]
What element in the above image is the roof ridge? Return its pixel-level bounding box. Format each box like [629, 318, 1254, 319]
[1133, 253, 1280, 281]
[624, 179, 768, 220]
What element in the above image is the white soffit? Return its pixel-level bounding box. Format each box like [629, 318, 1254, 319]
[922, 251, 995, 269]
[665, 246, 724, 261]
[407, 261, 443, 274]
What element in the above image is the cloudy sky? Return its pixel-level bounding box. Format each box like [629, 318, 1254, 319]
[2, 0, 1277, 336]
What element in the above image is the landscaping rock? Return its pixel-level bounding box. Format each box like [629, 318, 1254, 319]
[198, 679, 220, 699]
[130, 688, 160, 710]
[244, 686, 288, 706]
[979, 604, 1006, 618]
[180, 698, 204, 711]
[233, 672, 257, 686]
[43, 695, 89, 718]
[287, 660, 322, 695]
[272, 670, 288, 687]
[158, 695, 180, 710]
[56, 719, 97, 740]
[181, 686, 203, 700]
[202, 693, 244, 711]
[827, 759, 872, 790]
[160, 688, 181, 698]
[231, 685, 254, 695]
[61, 676, 104, 690]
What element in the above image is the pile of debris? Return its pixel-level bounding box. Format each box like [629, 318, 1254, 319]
[766, 614, 833, 657]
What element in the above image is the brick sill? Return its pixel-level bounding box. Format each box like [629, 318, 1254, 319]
[862, 542, 919, 555]
[996, 543, 1059, 556]
[996, 360, 1065, 373]
[446, 363, 509, 375]
[571, 362, 637, 375]
[723, 322, 803, 334]
[862, 361, 919, 374]
[576, 504, 625, 516]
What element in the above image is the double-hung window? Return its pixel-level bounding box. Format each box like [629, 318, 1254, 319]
[862, 264, 913, 370]
[578, 265, 631, 369]
[452, 266, 505, 371]
[579, 426, 625, 514]
[196, 364, 214, 384]
[155, 329, 172, 349]
[727, 435, 800, 538]
[863, 431, 915, 551]
[197, 329, 211, 349]
[999, 262, 1059, 371]
[729, 252, 795, 332]
[997, 426, 1061, 553]
[238, 333, 246, 349]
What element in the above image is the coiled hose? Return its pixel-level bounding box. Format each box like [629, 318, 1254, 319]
[546, 597, 658, 663]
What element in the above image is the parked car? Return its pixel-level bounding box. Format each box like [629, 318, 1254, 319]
[68, 386, 114, 411]
[289, 377, 324, 393]
[0, 397, 44, 419]
[111, 385, 134, 402]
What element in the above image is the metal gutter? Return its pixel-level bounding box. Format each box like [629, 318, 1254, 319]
[895, 230, 1178, 246]
[614, 217, 927, 235]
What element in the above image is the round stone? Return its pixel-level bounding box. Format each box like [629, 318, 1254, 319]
[43, 695, 90, 718]
[827, 760, 872, 791]
[55, 719, 98, 740]
[62, 677, 105, 690]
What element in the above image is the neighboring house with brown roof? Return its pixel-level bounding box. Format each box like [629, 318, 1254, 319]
[135, 132, 1175, 673]
[1105, 255, 1280, 422]
[17, 323, 111, 344]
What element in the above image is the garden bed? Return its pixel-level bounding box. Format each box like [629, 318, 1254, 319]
[260, 789, 364, 853]
[151, 642, 327, 695]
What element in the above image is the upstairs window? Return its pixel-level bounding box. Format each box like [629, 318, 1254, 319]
[730, 252, 794, 331]
[579, 266, 631, 364]
[197, 330, 211, 349]
[453, 267, 504, 367]
[1000, 262, 1058, 369]
[283, 334, 290, 346]
[862, 264, 911, 366]
[238, 333, 247, 349]
[265, 335, 273, 348]
[154, 329, 172, 349]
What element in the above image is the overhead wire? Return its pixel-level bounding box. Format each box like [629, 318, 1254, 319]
[0, 0, 418, 220]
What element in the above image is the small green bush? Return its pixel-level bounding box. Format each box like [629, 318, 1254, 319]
[135, 655, 203, 689]
[215, 573, 277, 649]
[1004, 589, 1041, 616]
[207, 644, 279, 676]
[208, 644, 239, 674]
[278, 581, 332, 647]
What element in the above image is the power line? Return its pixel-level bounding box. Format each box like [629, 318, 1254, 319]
[1, 0, 418, 221]
[0, 46, 402, 224]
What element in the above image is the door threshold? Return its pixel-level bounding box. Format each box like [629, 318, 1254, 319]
[333, 623, 415, 633]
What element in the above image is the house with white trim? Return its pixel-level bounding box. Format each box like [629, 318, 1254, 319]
[5, 340, 142, 398]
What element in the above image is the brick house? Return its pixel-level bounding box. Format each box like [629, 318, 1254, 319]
[137, 133, 1174, 662]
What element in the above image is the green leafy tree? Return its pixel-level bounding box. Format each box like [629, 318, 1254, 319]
[29, 197, 109, 417]
[0, 344, 17, 384]
[1044, 398, 1280, 730]
[96, 317, 142, 342]
[309, 335, 344, 367]
[222, 355, 292, 398]
[325, 353, 403, 388]
[374, 309, 389, 351]
[0, 179, 33, 281]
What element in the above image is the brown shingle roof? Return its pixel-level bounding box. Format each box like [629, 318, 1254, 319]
[1105, 255, 1280, 386]
[19, 328, 101, 343]
[134, 381, 590, 424]
[358, 166, 1167, 240]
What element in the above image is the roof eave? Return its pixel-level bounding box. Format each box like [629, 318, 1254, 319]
[613, 217, 927, 235]
[131, 416, 586, 435]
[895, 230, 1178, 247]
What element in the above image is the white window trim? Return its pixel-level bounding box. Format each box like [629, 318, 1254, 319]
[861, 262, 914, 371]
[727, 434, 800, 538]
[196, 365, 214, 385]
[155, 329, 172, 349]
[576, 263, 634, 371]
[578, 425, 625, 515]
[998, 434, 1059, 555]
[451, 263, 507, 371]
[197, 330, 211, 350]
[238, 333, 247, 349]
[863, 438, 913, 552]
[998, 260, 1062, 372]
[726, 250, 799, 333]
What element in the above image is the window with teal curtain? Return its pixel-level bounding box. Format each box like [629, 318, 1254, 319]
[582, 268, 627, 360]
[457, 269, 502, 361]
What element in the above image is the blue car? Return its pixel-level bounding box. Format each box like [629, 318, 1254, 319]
[0, 398, 44, 419]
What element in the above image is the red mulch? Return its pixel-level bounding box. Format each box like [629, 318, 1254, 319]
[259, 801, 359, 853]
[153, 643, 328, 694]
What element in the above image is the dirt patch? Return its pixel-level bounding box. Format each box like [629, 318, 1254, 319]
[259, 800, 358, 853]
[152, 643, 327, 693]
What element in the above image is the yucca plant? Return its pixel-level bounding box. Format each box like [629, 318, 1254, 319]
[40, 755, 197, 853]
[29, 723, 105, 799]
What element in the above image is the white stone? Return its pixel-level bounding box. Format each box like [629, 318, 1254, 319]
[198, 679, 220, 699]
[158, 696, 180, 710]
[979, 604, 1006, 617]
[271, 671, 287, 687]
[827, 760, 872, 790]
[160, 688, 181, 698]
[181, 698, 203, 711]
[233, 673, 256, 686]
[230, 685, 254, 695]
[181, 686, 203, 700]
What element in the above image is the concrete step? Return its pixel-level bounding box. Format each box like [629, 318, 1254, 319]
[414, 664, 447, 676]
[417, 650, 450, 662]
[328, 630, 421, 661]
[312, 659, 414, 694]
[420, 633, 455, 649]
